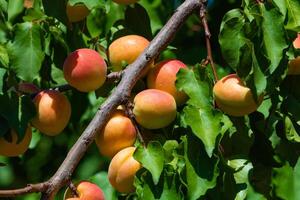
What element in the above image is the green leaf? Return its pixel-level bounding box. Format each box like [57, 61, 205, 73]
[0, 68, 6, 94]
[7, 0, 24, 23]
[259, 4, 288, 74]
[177, 69, 228, 157]
[182, 134, 219, 200]
[284, 115, 300, 142]
[219, 9, 247, 72]
[124, 4, 152, 40]
[8, 22, 44, 82]
[272, 158, 300, 200]
[89, 172, 117, 200]
[0, 45, 9, 68]
[227, 159, 253, 200]
[273, 0, 300, 31]
[134, 141, 164, 184]
[0, 92, 35, 140]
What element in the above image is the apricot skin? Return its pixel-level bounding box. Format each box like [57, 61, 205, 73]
[66, 3, 90, 23]
[95, 110, 137, 158]
[147, 59, 188, 105]
[288, 34, 300, 75]
[108, 147, 141, 193]
[133, 89, 177, 129]
[63, 48, 107, 92]
[213, 74, 263, 116]
[64, 181, 105, 200]
[31, 90, 71, 136]
[0, 127, 32, 157]
[112, 0, 139, 4]
[108, 35, 151, 72]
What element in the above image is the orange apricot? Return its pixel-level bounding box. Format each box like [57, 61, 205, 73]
[95, 110, 137, 158]
[0, 126, 32, 157]
[66, 3, 90, 23]
[213, 74, 263, 116]
[64, 181, 105, 200]
[108, 35, 152, 72]
[108, 147, 141, 193]
[63, 48, 107, 92]
[147, 59, 188, 105]
[31, 90, 71, 136]
[133, 89, 177, 129]
[288, 34, 300, 75]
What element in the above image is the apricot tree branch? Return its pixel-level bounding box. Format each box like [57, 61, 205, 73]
[0, 0, 204, 198]
[0, 183, 48, 197]
[200, 3, 219, 82]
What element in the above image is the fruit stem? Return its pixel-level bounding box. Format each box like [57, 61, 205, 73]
[125, 102, 146, 147]
[68, 181, 79, 198]
[199, 3, 219, 82]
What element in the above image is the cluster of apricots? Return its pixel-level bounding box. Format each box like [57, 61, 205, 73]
[1, 0, 299, 197]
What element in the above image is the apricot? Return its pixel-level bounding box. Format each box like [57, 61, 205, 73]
[288, 34, 300, 75]
[66, 3, 90, 23]
[95, 110, 136, 158]
[213, 74, 263, 116]
[133, 89, 177, 129]
[0, 126, 32, 157]
[108, 147, 141, 193]
[31, 90, 71, 136]
[64, 181, 105, 200]
[112, 0, 139, 4]
[63, 48, 107, 92]
[147, 59, 188, 105]
[108, 35, 152, 72]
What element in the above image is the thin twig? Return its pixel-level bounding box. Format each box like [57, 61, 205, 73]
[0, 183, 48, 197]
[200, 4, 219, 82]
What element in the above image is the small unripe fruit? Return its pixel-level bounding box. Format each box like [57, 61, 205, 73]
[112, 0, 139, 4]
[213, 74, 263, 116]
[133, 89, 177, 129]
[147, 59, 188, 105]
[0, 127, 32, 157]
[288, 34, 300, 75]
[108, 147, 141, 193]
[63, 49, 107, 92]
[95, 110, 137, 158]
[32, 90, 71, 136]
[66, 3, 90, 23]
[108, 35, 151, 72]
[64, 181, 105, 200]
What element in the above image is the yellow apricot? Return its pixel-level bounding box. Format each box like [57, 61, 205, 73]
[213, 74, 263, 116]
[108, 35, 152, 72]
[95, 110, 137, 158]
[133, 89, 177, 129]
[0, 127, 32, 157]
[108, 147, 141, 193]
[32, 90, 71, 136]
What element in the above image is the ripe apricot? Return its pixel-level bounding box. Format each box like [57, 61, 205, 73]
[64, 181, 105, 200]
[95, 110, 137, 158]
[288, 34, 300, 75]
[213, 74, 263, 116]
[133, 89, 177, 129]
[147, 59, 188, 105]
[66, 3, 90, 23]
[108, 147, 141, 193]
[112, 0, 139, 4]
[63, 48, 107, 92]
[0, 127, 32, 157]
[32, 90, 71, 136]
[108, 35, 151, 72]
